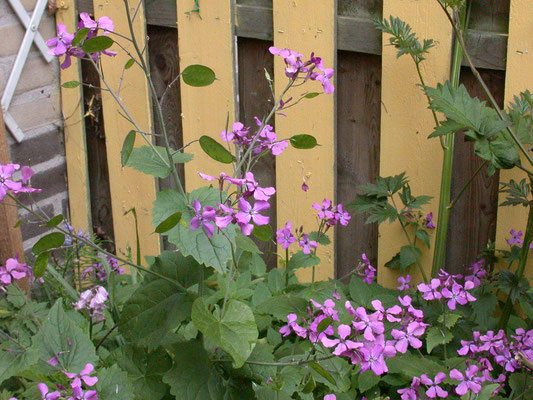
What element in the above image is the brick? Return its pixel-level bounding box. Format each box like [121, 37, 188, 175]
[0, 53, 58, 95]
[10, 126, 64, 165]
[8, 89, 60, 132]
[19, 163, 67, 206]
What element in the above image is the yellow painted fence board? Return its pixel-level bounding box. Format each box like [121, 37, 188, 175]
[176, 1, 237, 191]
[496, 0, 533, 278]
[57, 0, 91, 233]
[378, 0, 453, 287]
[93, 0, 160, 261]
[273, 0, 336, 281]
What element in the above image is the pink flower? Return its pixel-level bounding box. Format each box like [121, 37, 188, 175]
[508, 229, 523, 245]
[352, 307, 384, 341]
[64, 363, 98, 388]
[78, 12, 114, 34]
[46, 23, 74, 57]
[424, 212, 435, 229]
[190, 200, 216, 237]
[215, 203, 236, 230]
[391, 322, 427, 353]
[298, 233, 317, 254]
[397, 275, 411, 290]
[37, 383, 62, 400]
[450, 365, 482, 395]
[324, 395, 336, 400]
[398, 377, 421, 400]
[73, 286, 108, 323]
[359, 345, 388, 375]
[243, 172, 276, 201]
[312, 199, 334, 220]
[235, 197, 270, 236]
[279, 313, 307, 338]
[420, 372, 448, 398]
[417, 279, 442, 300]
[441, 281, 476, 310]
[301, 181, 309, 192]
[0, 256, 30, 288]
[276, 222, 297, 249]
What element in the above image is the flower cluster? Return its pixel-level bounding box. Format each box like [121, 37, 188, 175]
[47, 13, 116, 69]
[280, 294, 426, 376]
[220, 118, 288, 157]
[73, 286, 108, 323]
[269, 47, 335, 94]
[507, 229, 533, 249]
[355, 253, 376, 284]
[0, 256, 32, 291]
[63, 222, 90, 247]
[276, 222, 318, 255]
[81, 254, 124, 281]
[0, 163, 40, 202]
[34, 363, 98, 400]
[417, 269, 477, 310]
[312, 199, 351, 228]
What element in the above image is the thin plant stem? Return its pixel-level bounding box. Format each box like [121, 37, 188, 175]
[447, 160, 487, 210]
[213, 354, 335, 367]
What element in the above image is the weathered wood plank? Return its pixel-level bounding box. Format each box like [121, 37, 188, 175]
[57, 0, 92, 234]
[495, 0, 533, 277]
[93, 0, 160, 261]
[273, 0, 336, 281]
[237, 37, 277, 269]
[77, 0, 507, 70]
[336, 51, 381, 280]
[378, 0, 453, 287]
[446, 68, 505, 274]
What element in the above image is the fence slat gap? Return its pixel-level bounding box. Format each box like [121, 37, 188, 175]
[272, 0, 337, 281]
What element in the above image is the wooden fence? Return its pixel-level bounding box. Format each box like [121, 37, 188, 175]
[56, 0, 532, 286]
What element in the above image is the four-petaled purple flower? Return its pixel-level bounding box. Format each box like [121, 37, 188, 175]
[417, 279, 442, 301]
[397, 274, 411, 290]
[190, 200, 217, 237]
[359, 345, 388, 375]
[441, 281, 476, 310]
[450, 365, 482, 395]
[391, 321, 427, 353]
[298, 233, 318, 254]
[276, 222, 297, 249]
[236, 197, 270, 236]
[420, 372, 448, 398]
[37, 383, 62, 400]
[424, 212, 435, 229]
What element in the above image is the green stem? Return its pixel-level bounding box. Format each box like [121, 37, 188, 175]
[431, 1, 469, 278]
[498, 182, 533, 330]
[447, 160, 487, 210]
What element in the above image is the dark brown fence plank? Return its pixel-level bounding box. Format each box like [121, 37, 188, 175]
[446, 67, 505, 274]
[237, 37, 277, 268]
[336, 51, 381, 279]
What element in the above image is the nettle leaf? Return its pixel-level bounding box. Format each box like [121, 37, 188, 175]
[82, 35, 114, 53]
[438, 313, 461, 328]
[507, 90, 533, 145]
[182, 64, 216, 87]
[112, 345, 172, 400]
[127, 145, 193, 178]
[120, 130, 136, 167]
[288, 251, 320, 270]
[289, 134, 318, 149]
[400, 245, 421, 270]
[119, 252, 198, 350]
[32, 232, 65, 255]
[33, 299, 97, 372]
[199, 135, 234, 164]
[414, 229, 430, 248]
[0, 341, 38, 384]
[96, 365, 135, 400]
[474, 139, 520, 171]
[426, 326, 453, 353]
[309, 231, 331, 245]
[428, 119, 465, 138]
[191, 298, 258, 368]
[152, 188, 235, 273]
[163, 340, 224, 399]
[500, 179, 531, 207]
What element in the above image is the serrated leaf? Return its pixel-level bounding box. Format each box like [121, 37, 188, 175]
[438, 313, 461, 328]
[288, 251, 320, 270]
[0, 341, 38, 384]
[309, 231, 330, 245]
[82, 35, 114, 53]
[182, 64, 216, 87]
[96, 365, 135, 400]
[127, 145, 193, 178]
[290, 134, 318, 149]
[154, 212, 182, 234]
[414, 229, 430, 248]
[191, 298, 258, 368]
[61, 81, 80, 88]
[388, 353, 445, 378]
[120, 131, 136, 167]
[199, 135, 234, 164]
[426, 326, 453, 353]
[33, 251, 49, 279]
[400, 245, 420, 269]
[32, 232, 65, 255]
[46, 214, 64, 228]
[255, 295, 308, 320]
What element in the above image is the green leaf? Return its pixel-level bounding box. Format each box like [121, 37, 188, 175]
[32, 299, 97, 372]
[476, 384, 500, 400]
[309, 362, 336, 386]
[199, 135, 234, 164]
[256, 295, 308, 320]
[388, 353, 445, 378]
[191, 298, 258, 368]
[46, 214, 64, 228]
[358, 370, 381, 392]
[32, 232, 65, 255]
[61, 81, 80, 88]
[82, 35, 114, 53]
[348, 276, 374, 306]
[154, 212, 182, 234]
[152, 188, 235, 273]
[438, 313, 461, 328]
[120, 253, 198, 349]
[290, 134, 318, 149]
[127, 145, 193, 178]
[0, 341, 38, 384]
[252, 224, 272, 242]
[414, 229, 430, 248]
[124, 58, 135, 69]
[33, 251, 49, 279]
[426, 326, 453, 353]
[428, 119, 465, 138]
[163, 340, 224, 399]
[400, 245, 421, 270]
[288, 251, 320, 270]
[96, 365, 135, 400]
[112, 346, 171, 400]
[235, 233, 262, 254]
[120, 130, 136, 167]
[182, 64, 216, 87]
[71, 28, 89, 47]
[317, 317, 333, 333]
[509, 373, 532, 400]
[309, 231, 331, 245]
[304, 92, 321, 99]
[302, 374, 316, 393]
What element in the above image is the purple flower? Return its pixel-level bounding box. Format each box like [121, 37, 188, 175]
[420, 372, 448, 398]
[392, 322, 427, 353]
[441, 281, 476, 310]
[235, 198, 270, 236]
[417, 279, 442, 300]
[397, 275, 411, 290]
[298, 233, 318, 254]
[190, 200, 217, 237]
[0, 164, 22, 201]
[322, 324, 363, 356]
[46, 23, 74, 57]
[276, 222, 297, 249]
[37, 383, 62, 400]
[359, 345, 388, 375]
[73, 286, 108, 323]
[398, 377, 421, 400]
[315, 67, 335, 94]
[372, 300, 402, 323]
[450, 365, 482, 395]
[301, 181, 309, 192]
[465, 259, 487, 287]
[358, 253, 376, 284]
[215, 203, 236, 229]
[64, 363, 98, 388]
[78, 12, 114, 34]
[398, 295, 424, 320]
[334, 204, 351, 226]
[198, 172, 245, 190]
[352, 306, 384, 341]
[279, 313, 307, 338]
[324, 395, 336, 400]
[508, 229, 523, 245]
[242, 172, 276, 201]
[220, 121, 249, 143]
[0, 256, 30, 288]
[424, 212, 435, 229]
[312, 199, 334, 220]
